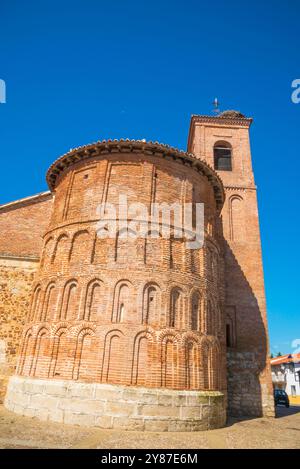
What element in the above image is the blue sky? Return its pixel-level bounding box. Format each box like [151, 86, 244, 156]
[0, 0, 299, 355]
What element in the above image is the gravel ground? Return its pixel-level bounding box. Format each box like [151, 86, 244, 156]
[0, 404, 299, 449]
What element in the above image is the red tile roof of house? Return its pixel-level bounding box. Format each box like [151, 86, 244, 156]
[270, 353, 300, 365]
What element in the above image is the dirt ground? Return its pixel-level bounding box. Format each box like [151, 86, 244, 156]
[0, 404, 299, 449]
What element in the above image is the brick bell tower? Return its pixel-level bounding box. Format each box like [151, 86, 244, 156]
[187, 110, 274, 417]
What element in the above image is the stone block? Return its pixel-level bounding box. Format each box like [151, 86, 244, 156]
[11, 390, 30, 407]
[50, 408, 64, 423]
[12, 404, 24, 415]
[197, 395, 210, 405]
[44, 381, 68, 397]
[59, 397, 104, 414]
[201, 405, 211, 420]
[141, 404, 179, 418]
[180, 405, 201, 419]
[94, 387, 121, 402]
[95, 415, 113, 429]
[144, 419, 169, 432]
[30, 394, 58, 410]
[24, 380, 44, 394]
[186, 395, 200, 406]
[105, 401, 137, 417]
[64, 411, 96, 427]
[113, 416, 145, 431]
[23, 407, 36, 418]
[157, 394, 173, 406]
[34, 407, 49, 421]
[67, 382, 95, 399]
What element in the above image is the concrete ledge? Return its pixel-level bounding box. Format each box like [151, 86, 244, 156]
[5, 375, 226, 431]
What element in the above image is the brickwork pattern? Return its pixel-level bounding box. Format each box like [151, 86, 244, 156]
[2, 112, 275, 427]
[0, 260, 38, 401]
[188, 114, 275, 417]
[0, 194, 52, 258]
[16, 151, 226, 396]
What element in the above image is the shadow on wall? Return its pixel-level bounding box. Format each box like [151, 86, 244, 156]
[223, 239, 273, 419]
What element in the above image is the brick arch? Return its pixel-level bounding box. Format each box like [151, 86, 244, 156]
[72, 327, 97, 380]
[68, 229, 91, 263]
[31, 327, 50, 378]
[21, 324, 34, 340]
[40, 236, 54, 269]
[157, 328, 181, 343]
[82, 278, 103, 321]
[29, 284, 42, 322]
[50, 322, 70, 337]
[40, 281, 56, 322]
[169, 286, 184, 329]
[131, 329, 155, 386]
[141, 282, 161, 325]
[69, 322, 97, 337]
[50, 327, 73, 379]
[213, 140, 232, 171]
[190, 289, 201, 332]
[184, 337, 202, 390]
[160, 331, 179, 388]
[199, 336, 211, 389]
[228, 194, 244, 242]
[101, 329, 124, 384]
[59, 279, 79, 321]
[111, 279, 133, 323]
[181, 330, 202, 345]
[51, 233, 69, 265]
[18, 328, 34, 376]
[207, 338, 221, 390]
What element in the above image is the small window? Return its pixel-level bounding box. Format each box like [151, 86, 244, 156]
[291, 385, 296, 396]
[214, 142, 232, 171]
[226, 323, 232, 347]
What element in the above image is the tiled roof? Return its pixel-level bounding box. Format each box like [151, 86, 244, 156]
[270, 353, 300, 365]
[0, 191, 52, 212]
[189, 114, 252, 127]
[46, 138, 225, 211]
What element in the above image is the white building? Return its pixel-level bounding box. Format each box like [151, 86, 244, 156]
[271, 353, 300, 405]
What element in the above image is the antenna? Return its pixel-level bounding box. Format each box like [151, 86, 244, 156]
[212, 97, 220, 115]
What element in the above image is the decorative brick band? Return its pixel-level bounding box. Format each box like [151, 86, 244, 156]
[5, 375, 226, 431]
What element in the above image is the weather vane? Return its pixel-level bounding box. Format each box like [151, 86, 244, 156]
[212, 97, 220, 115]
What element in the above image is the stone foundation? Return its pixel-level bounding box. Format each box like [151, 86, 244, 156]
[5, 375, 226, 431]
[227, 350, 275, 418]
[0, 257, 38, 402]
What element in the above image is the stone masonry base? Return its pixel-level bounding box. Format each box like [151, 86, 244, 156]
[5, 375, 226, 431]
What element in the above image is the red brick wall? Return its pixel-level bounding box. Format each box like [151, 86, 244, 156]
[188, 115, 274, 417]
[17, 151, 227, 393]
[0, 194, 53, 257]
[0, 193, 53, 401]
